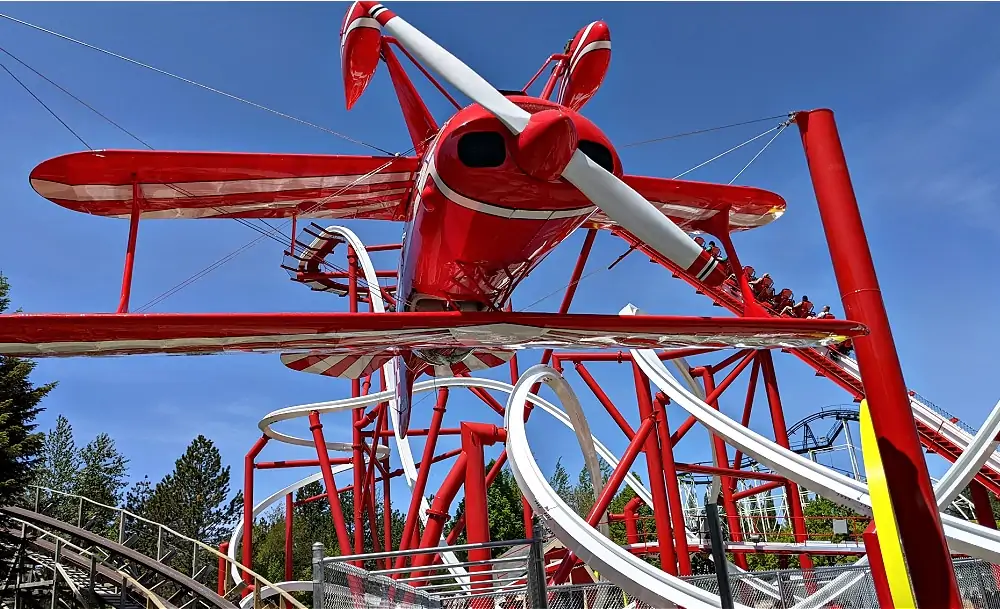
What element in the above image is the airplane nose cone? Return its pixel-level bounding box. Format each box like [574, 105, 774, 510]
[513, 109, 579, 181]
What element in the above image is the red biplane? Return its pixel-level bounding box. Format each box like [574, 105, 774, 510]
[0, 2, 866, 434]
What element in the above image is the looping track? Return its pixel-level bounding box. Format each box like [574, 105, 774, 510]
[228, 225, 1000, 607]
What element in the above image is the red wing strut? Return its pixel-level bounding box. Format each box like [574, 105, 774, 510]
[0, 311, 866, 358]
[29, 150, 419, 220]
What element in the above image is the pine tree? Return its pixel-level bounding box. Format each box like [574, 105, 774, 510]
[548, 458, 573, 506]
[74, 433, 129, 506]
[72, 433, 128, 533]
[0, 273, 53, 508]
[34, 415, 79, 495]
[125, 476, 154, 515]
[574, 466, 595, 518]
[145, 435, 242, 545]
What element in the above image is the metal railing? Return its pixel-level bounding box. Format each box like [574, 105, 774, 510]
[25, 485, 306, 609]
[312, 523, 549, 609]
[681, 557, 1000, 609]
[911, 390, 979, 437]
[4, 517, 170, 609]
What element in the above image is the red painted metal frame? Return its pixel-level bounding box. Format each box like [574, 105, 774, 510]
[214, 28, 980, 596]
[798, 108, 961, 607]
[116, 181, 141, 314]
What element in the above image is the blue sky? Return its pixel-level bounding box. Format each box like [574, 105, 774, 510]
[2, 2, 999, 517]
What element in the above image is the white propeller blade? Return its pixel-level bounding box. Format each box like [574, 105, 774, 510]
[369, 3, 719, 282]
[373, 7, 530, 134]
[561, 150, 707, 272]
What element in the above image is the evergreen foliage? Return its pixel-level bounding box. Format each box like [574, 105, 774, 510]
[0, 273, 52, 507]
[143, 435, 242, 545]
[34, 415, 78, 495]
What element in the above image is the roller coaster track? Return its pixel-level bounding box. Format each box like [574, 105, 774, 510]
[4, 518, 167, 609]
[2, 506, 227, 609]
[614, 229, 1000, 496]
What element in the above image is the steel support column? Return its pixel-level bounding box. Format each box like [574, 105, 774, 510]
[551, 415, 657, 584]
[798, 108, 960, 607]
[758, 351, 814, 571]
[307, 411, 353, 556]
[242, 435, 269, 589]
[394, 389, 449, 570]
[696, 368, 747, 569]
[632, 363, 678, 574]
[116, 181, 141, 313]
[284, 493, 294, 582]
[653, 393, 693, 575]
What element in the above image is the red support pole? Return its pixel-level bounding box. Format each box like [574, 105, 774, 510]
[863, 523, 895, 609]
[732, 480, 785, 502]
[410, 453, 468, 579]
[552, 416, 658, 584]
[623, 497, 643, 544]
[631, 363, 678, 574]
[575, 362, 636, 438]
[463, 423, 507, 590]
[444, 452, 510, 546]
[383, 457, 392, 570]
[970, 481, 997, 529]
[652, 394, 692, 575]
[799, 108, 961, 607]
[241, 435, 268, 589]
[284, 493, 294, 582]
[217, 541, 229, 596]
[346, 247, 365, 562]
[116, 180, 141, 313]
[307, 411, 353, 556]
[507, 346, 535, 538]
[697, 368, 747, 569]
[394, 389, 449, 569]
[758, 351, 814, 571]
[729, 358, 761, 483]
[671, 353, 755, 446]
[537, 228, 597, 368]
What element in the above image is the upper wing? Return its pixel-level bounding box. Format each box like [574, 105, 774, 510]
[29, 150, 419, 220]
[0, 311, 866, 358]
[585, 175, 786, 232]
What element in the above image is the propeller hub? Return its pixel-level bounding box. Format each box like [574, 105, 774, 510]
[513, 109, 578, 181]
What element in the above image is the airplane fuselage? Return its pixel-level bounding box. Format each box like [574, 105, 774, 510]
[396, 96, 622, 314]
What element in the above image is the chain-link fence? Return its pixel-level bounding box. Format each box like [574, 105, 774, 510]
[680, 557, 1000, 608]
[311, 524, 1000, 609]
[313, 529, 548, 609]
[318, 558, 441, 609]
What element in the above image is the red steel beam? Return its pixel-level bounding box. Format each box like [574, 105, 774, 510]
[551, 415, 657, 584]
[697, 368, 747, 569]
[394, 389, 449, 570]
[653, 394, 693, 575]
[732, 480, 785, 502]
[116, 182, 141, 313]
[759, 351, 814, 572]
[308, 411, 352, 556]
[798, 108, 960, 607]
[632, 363, 677, 574]
[241, 435, 268, 589]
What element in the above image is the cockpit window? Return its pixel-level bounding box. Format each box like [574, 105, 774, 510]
[457, 131, 507, 168]
[578, 140, 615, 173]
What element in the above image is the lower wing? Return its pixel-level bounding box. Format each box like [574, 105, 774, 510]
[0, 311, 865, 358]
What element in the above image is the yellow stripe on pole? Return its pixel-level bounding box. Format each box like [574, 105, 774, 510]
[859, 399, 917, 608]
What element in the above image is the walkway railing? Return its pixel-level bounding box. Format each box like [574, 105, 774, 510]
[4, 516, 169, 609]
[25, 485, 305, 609]
[312, 523, 550, 609]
